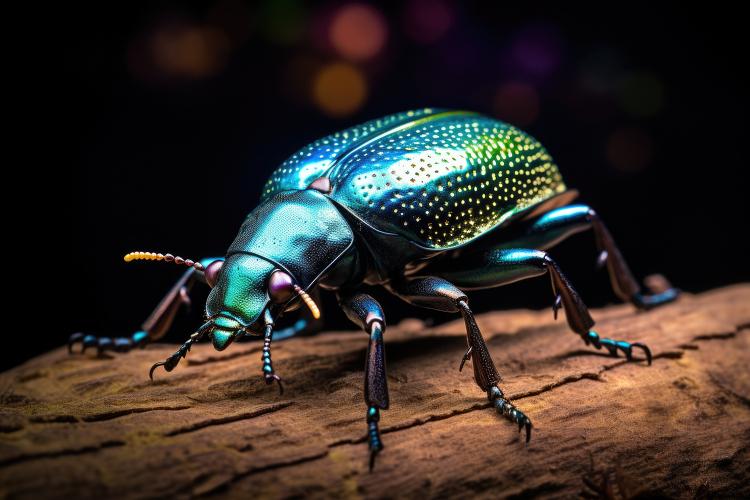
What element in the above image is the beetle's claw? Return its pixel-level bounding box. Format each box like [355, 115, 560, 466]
[522, 417, 532, 442]
[149, 361, 167, 380]
[552, 295, 562, 320]
[458, 346, 472, 372]
[596, 250, 608, 270]
[631, 342, 652, 365]
[369, 447, 381, 472]
[68, 333, 85, 354]
[265, 374, 284, 395]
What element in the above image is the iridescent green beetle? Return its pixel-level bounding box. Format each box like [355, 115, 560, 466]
[70, 109, 679, 470]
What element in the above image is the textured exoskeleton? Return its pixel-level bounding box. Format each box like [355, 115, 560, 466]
[70, 109, 680, 470]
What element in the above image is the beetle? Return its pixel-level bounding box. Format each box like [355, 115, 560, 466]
[69, 109, 680, 470]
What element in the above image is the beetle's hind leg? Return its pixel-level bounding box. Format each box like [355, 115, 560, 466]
[490, 205, 680, 309]
[430, 249, 652, 365]
[337, 291, 389, 471]
[386, 276, 532, 441]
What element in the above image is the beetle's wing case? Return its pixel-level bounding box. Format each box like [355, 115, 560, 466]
[261, 109, 445, 200]
[325, 111, 570, 250]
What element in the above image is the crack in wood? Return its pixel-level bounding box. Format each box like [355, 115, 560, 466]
[0, 440, 125, 467]
[164, 402, 293, 436]
[81, 405, 193, 422]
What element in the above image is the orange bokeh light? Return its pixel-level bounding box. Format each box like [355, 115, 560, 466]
[313, 63, 368, 117]
[330, 3, 388, 61]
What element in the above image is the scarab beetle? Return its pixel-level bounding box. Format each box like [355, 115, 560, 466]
[69, 109, 680, 470]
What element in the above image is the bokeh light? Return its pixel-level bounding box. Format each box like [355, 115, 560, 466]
[330, 3, 388, 61]
[606, 128, 653, 172]
[401, 0, 454, 44]
[260, 0, 306, 44]
[152, 26, 230, 79]
[618, 72, 664, 117]
[511, 23, 564, 77]
[313, 63, 368, 117]
[493, 83, 541, 127]
[129, 18, 231, 83]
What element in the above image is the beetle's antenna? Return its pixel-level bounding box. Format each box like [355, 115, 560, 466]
[294, 285, 321, 319]
[124, 251, 206, 272]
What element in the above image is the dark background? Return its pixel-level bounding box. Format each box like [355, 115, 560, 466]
[9, 1, 748, 372]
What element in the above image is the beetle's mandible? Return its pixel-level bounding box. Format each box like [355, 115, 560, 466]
[69, 109, 680, 471]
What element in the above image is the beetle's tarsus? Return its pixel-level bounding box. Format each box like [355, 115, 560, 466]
[487, 386, 532, 442]
[553, 294, 562, 320]
[366, 406, 383, 472]
[458, 346, 472, 372]
[583, 332, 652, 365]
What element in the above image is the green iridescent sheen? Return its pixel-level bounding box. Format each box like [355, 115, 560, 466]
[262, 109, 567, 250]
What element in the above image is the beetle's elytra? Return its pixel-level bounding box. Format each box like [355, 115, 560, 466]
[70, 109, 680, 470]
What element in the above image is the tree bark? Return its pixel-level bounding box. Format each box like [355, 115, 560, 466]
[1, 285, 749, 499]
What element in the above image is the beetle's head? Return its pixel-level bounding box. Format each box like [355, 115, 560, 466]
[201, 190, 353, 351]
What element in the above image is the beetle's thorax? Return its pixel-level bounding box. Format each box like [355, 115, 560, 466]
[205, 190, 356, 337]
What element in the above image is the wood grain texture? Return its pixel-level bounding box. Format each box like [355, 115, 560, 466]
[1, 284, 749, 499]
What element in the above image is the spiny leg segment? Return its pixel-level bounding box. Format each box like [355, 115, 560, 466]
[387, 276, 532, 440]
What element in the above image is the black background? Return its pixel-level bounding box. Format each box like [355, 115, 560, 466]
[9, 1, 748, 372]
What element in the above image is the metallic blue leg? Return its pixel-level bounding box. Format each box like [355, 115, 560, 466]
[337, 291, 389, 471]
[488, 205, 680, 310]
[429, 249, 653, 364]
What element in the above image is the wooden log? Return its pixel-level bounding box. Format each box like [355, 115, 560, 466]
[1, 284, 749, 499]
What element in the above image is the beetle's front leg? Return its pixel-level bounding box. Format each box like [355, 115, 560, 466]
[69, 257, 224, 355]
[385, 276, 532, 441]
[336, 291, 389, 471]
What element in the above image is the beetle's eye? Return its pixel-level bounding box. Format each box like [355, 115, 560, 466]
[204, 260, 224, 288]
[268, 271, 295, 303]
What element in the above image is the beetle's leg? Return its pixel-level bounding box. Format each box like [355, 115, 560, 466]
[486, 205, 680, 310]
[261, 324, 283, 395]
[385, 277, 501, 390]
[68, 258, 224, 354]
[149, 320, 213, 379]
[430, 248, 652, 364]
[488, 386, 532, 442]
[337, 291, 389, 472]
[385, 276, 532, 439]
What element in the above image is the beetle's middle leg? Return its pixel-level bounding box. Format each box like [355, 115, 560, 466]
[336, 291, 389, 471]
[428, 249, 652, 365]
[385, 276, 532, 441]
[490, 205, 680, 309]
